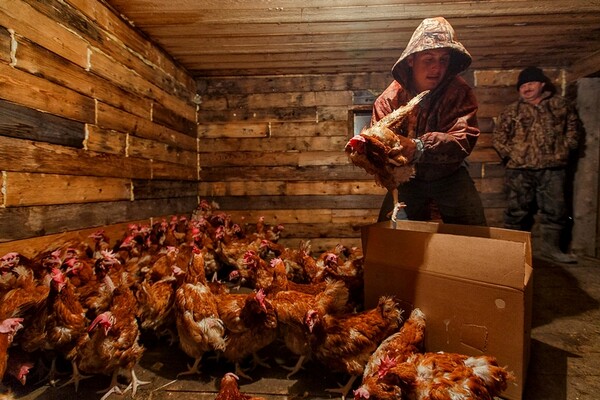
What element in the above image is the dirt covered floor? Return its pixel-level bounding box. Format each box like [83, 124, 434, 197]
[4, 256, 600, 400]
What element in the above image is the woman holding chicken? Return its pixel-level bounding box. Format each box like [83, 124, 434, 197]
[372, 17, 487, 226]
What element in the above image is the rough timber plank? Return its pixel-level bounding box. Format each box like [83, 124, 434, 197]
[4, 172, 131, 206]
[0, 220, 147, 257]
[0, 63, 95, 123]
[199, 165, 371, 181]
[89, 48, 196, 121]
[128, 135, 197, 166]
[64, 0, 197, 96]
[204, 195, 383, 210]
[199, 136, 347, 152]
[198, 180, 384, 197]
[23, 0, 196, 103]
[13, 35, 151, 119]
[0, 99, 85, 148]
[0, 135, 151, 179]
[0, 0, 88, 68]
[96, 102, 197, 152]
[0, 197, 198, 242]
[133, 180, 198, 200]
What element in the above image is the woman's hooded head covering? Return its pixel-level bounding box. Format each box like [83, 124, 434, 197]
[391, 17, 472, 90]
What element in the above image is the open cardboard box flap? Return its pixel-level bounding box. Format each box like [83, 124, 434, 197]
[362, 220, 533, 400]
[363, 220, 532, 289]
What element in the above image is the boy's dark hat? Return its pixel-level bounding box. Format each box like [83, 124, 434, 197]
[517, 66, 548, 90]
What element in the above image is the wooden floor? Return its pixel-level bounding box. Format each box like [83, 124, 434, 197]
[5, 255, 600, 400]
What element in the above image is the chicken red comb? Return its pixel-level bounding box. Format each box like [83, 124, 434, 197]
[353, 387, 370, 399]
[50, 268, 65, 282]
[224, 372, 239, 381]
[0, 318, 24, 334]
[89, 312, 113, 333]
[378, 355, 398, 378]
[345, 134, 367, 153]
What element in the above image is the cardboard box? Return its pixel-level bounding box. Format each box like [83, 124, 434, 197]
[362, 220, 532, 400]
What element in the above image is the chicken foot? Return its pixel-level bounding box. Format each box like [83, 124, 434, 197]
[282, 355, 306, 379]
[177, 357, 202, 377]
[58, 362, 92, 392]
[387, 188, 407, 223]
[120, 368, 151, 397]
[325, 374, 359, 400]
[234, 362, 253, 380]
[98, 369, 123, 400]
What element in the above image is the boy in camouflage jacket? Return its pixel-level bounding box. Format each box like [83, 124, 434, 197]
[493, 66, 580, 263]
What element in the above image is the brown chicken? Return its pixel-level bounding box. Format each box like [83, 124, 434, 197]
[174, 247, 226, 376]
[354, 308, 426, 399]
[1, 266, 49, 382]
[270, 279, 349, 378]
[217, 289, 278, 379]
[215, 372, 267, 400]
[378, 351, 514, 400]
[135, 262, 184, 343]
[74, 274, 148, 399]
[345, 90, 429, 221]
[305, 296, 403, 399]
[42, 269, 88, 388]
[0, 318, 24, 384]
[5, 347, 34, 386]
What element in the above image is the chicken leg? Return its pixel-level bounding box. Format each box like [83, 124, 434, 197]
[389, 188, 407, 223]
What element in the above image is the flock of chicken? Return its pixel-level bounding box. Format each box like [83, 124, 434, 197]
[1, 200, 513, 400]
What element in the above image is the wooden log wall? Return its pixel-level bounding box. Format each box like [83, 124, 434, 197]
[0, 0, 570, 257]
[195, 69, 566, 252]
[0, 0, 199, 253]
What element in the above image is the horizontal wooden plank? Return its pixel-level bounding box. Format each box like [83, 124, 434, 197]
[65, 0, 197, 97]
[106, 2, 597, 25]
[0, 135, 152, 179]
[196, 72, 390, 95]
[0, 220, 148, 257]
[280, 238, 363, 255]
[197, 120, 349, 139]
[199, 180, 385, 197]
[198, 122, 269, 138]
[468, 148, 502, 163]
[0, 0, 88, 68]
[85, 124, 127, 155]
[0, 62, 95, 123]
[197, 106, 317, 123]
[200, 164, 372, 181]
[219, 207, 380, 226]
[151, 159, 199, 181]
[0, 197, 198, 241]
[22, 0, 197, 103]
[475, 68, 561, 88]
[199, 135, 347, 153]
[0, 99, 85, 148]
[277, 222, 362, 238]
[272, 120, 349, 138]
[133, 180, 198, 200]
[89, 48, 196, 122]
[203, 194, 384, 210]
[96, 102, 197, 152]
[152, 101, 197, 137]
[199, 150, 347, 168]
[4, 172, 131, 206]
[13, 34, 152, 119]
[128, 135, 197, 166]
[317, 106, 349, 122]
